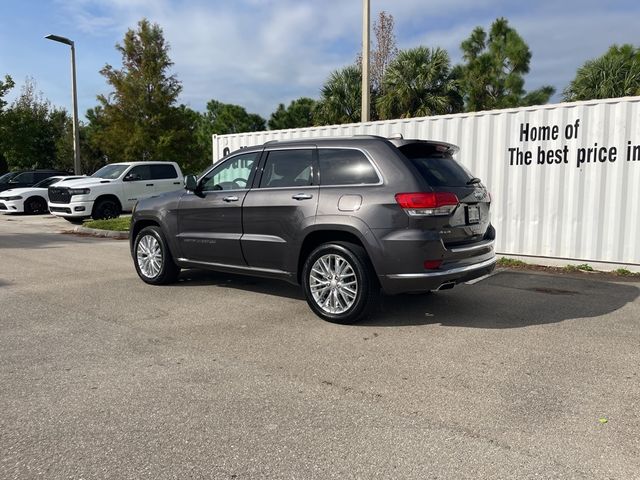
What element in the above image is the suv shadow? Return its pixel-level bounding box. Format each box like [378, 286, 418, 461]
[367, 270, 639, 328]
[174, 269, 639, 328]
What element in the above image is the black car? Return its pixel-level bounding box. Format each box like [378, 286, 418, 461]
[130, 135, 496, 323]
[0, 169, 70, 193]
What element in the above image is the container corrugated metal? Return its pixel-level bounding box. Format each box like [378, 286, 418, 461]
[213, 97, 640, 268]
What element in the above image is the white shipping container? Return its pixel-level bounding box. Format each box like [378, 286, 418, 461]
[212, 97, 640, 270]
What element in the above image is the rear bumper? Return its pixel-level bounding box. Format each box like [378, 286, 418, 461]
[379, 255, 497, 294]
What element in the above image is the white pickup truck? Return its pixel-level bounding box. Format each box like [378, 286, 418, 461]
[48, 162, 184, 222]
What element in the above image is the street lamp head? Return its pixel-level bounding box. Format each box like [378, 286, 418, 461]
[45, 34, 74, 46]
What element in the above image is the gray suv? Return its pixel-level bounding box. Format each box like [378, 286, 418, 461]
[130, 136, 495, 323]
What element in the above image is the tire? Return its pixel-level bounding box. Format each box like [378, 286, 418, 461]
[25, 196, 47, 215]
[92, 198, 121, 220]
[64, 217, 87, 224]
[301, 241, 379, 324]
[133, 226, 180, 285]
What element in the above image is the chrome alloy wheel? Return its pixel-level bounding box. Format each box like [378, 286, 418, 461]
[136, 234, 163, 279]
[309, 253, 358, 314]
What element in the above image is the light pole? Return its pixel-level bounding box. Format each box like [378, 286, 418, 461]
[361, 0, 371, 123]
[45, 34, 81, 175]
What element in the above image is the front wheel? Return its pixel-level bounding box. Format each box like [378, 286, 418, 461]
[301, 242, 379, 324]
[25, 197, 47, 215]
[92, 198, 121, 220]
[133, 226, 180, 285]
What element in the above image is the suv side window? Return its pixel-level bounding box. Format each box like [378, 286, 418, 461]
[127, 165, 152, 181]
[11, 172, 34, 184]
[35, 172, 53, 182]
[150, 164, 178, 180]
[201, 152, 258, 191]
[259, 149, 314, 188]
[318, 149, 379, 185]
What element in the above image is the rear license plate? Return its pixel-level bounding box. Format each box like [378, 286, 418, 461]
[467, 205, 480, 224]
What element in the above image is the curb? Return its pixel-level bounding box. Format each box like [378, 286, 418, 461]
[72, 225, 129, 239]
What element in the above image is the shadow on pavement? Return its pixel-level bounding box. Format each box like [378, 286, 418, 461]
[176, 269, 305, 301]
[176, 269, 639, 329]
[0, 232, 109, 249]
[366, 270, 640, 328]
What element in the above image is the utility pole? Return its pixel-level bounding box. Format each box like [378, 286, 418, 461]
[361, 0, 370, 123]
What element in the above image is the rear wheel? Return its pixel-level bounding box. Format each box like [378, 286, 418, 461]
[301, 242, 379, 324]
[25, 196, 47, 215]
[133, 226, 180, 285]
[92, 198, 121, 220]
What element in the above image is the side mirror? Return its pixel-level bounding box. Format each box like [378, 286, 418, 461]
[185, 175, 198, 192]
[124, 173, 141, 182]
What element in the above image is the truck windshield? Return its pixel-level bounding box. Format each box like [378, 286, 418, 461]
[92, 165, 128, 179]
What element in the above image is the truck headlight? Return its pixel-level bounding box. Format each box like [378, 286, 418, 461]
[68, 188, 90, 196]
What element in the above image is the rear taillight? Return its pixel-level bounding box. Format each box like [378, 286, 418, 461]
[395, 192, 459, 216]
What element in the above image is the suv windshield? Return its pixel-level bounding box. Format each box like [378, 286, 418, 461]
[33, 177, 62, 188]
[0, 172, 17, 183]
[399, 143, 474, 187]
[92, 165, 128, 179]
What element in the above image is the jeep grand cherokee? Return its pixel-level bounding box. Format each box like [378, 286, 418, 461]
[130, 136, 496, 323]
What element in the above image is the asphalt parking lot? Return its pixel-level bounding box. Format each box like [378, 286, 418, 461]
[1, 214, 639, 479]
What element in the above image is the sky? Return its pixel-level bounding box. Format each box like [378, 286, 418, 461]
[0, 0, 638, 121]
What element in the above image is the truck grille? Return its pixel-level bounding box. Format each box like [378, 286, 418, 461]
[48, 187, 71, 204]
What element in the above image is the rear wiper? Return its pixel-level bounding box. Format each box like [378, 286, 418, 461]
[467, 177, 481, 185]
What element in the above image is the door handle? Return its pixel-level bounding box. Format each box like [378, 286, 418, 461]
[292, 193, 313, 200]
[146, 183, 154, 187]
[223, 195, 239, 202]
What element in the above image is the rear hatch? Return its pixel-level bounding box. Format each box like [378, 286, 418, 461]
[394, 141, 492, 250]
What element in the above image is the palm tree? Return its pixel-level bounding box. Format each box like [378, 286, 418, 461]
[564, 44, 640, 101]
[314, 65, 363, 125]
[377, 47, 463, 119]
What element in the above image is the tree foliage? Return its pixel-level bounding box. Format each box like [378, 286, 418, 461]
[0, 78, 68, 170]
[377, 47, 462, 119]
[563, 44, 640, 101]
[356, 11, 399, 93]
[0, 75, 15, 173]
[268, 97, 316, 130]
[458, 17, 554, 111]
[314, 65, 364, 125]
[90, 19, 202, 166]
[0, 75, 15, 113]
[200, 100, 266, 135]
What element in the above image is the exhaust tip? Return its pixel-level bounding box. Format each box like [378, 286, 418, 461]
[435, 281, 456, 291]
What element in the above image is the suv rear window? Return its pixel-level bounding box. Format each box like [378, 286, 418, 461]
[318, 149, 378, 185]
[398, 143, 473, 187]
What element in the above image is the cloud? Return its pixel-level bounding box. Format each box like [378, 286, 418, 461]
[50, 0, 640, 117]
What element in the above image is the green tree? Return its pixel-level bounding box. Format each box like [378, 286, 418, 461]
[199, 99, 266, 135]
[314, 65, 364, 125]
[0, 75, 14, 113]
[0, 78, 67, 170]
[377, 47, 463, 119]
[0, 75, 16, 173]
[268, 97, 316, 130]
[563, 44, 640, 101]
[458, 17, 554, 111]
[91, 19, 198, 167]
